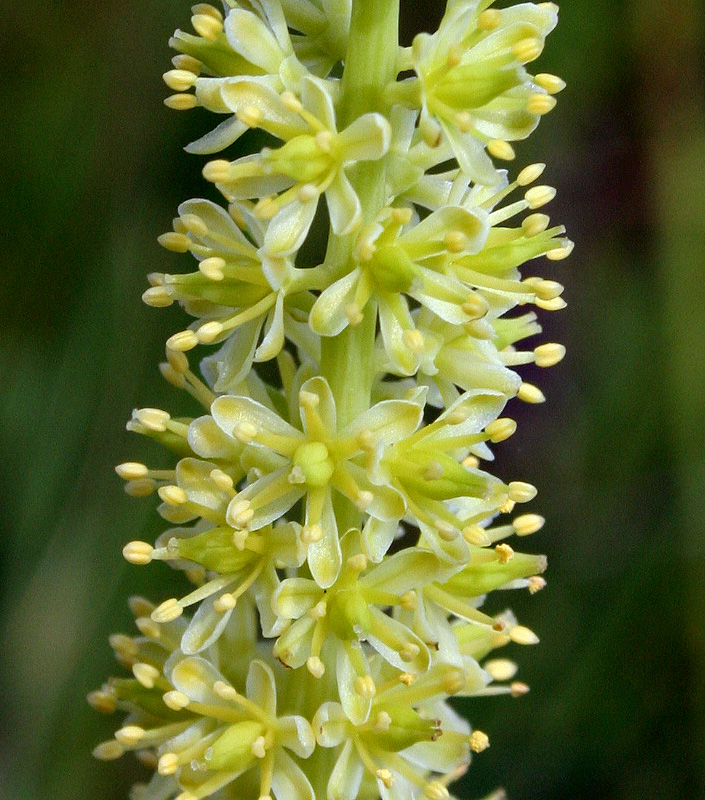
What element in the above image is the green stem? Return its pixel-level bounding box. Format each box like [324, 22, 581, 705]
[320, 0, 400, 532]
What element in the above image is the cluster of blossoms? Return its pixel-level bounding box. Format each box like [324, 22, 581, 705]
[91, 2, 570, 799]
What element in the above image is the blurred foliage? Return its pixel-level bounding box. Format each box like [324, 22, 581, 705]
[1, 1, 704, 799]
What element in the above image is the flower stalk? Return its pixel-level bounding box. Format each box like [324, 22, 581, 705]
[91, 2, 570, 799]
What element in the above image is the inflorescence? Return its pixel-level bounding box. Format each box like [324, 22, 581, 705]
[91, 2, 569, 800]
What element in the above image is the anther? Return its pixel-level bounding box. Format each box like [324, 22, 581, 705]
[462, 293, 489, 319]
[354, 675, 376, 699]
[115, 725, 146, 747]
[315, 131, 333, 153]
[376, 769, 395, 789]
[400, 590, 417, 611]
[115, 462, 149, 480]
[166, 330, 199, 352]
[124, 478, 156, 497]
[298, 184, 319, 203]
[442, 667, 466, 695]
[507, 481, 537, 503]
[510, 681, 530, 697]
[166, 347, 189, 373]
[301, 524, 323, 544]
[158, 232, 191, 252]
[463, 525, 491, 546]
[513, 513, 545, 536]
[237, 105, 263, 128]
[210, 469, 234, 491]
[164, 94, 198, 111]
[135, 617, 160, 639]
[527, 93, 557, 116]
[151, 598, 184, 623]
[402, 330, 424, 352]
[213, 680, 239, 702]
[521, 213, 550, 237]
[214, 593, 237, 613]
[133, 663, 160, 689]
[509, 625, 540, 645]
[535, 73, 566, 94]
[133, 408, 170, 432]
[513, 37, 543, 64]
[163, 690, 191, 710]
[309, 600, 327, 619]
[455, 111, 473, 133]
[93, 741, 125, 760]
[191, 12, 223, 40]
[484, 658, 518, 682]
[142, 286, 174, 307]
[446, 44, 462, 68]
[307, 656, 325, 678]
[517, 382, 545, 404]
[229, 500, 254, 528]
[534, 342, 566, 367]
[123, 541, 154, 566]
[546, 240, 575, 260]
[478, 9, 501, 30]
[525, 185, 556, 209]
[172, 54, 202, 74]
[347, 553, 368, 572]
[445, 230, 469, 253]
[202, 160, 232, 183]
[462, 455, 480, 469]
[345, 303, 364, 326]
[495, 544, 514, 564]
[533, 279, 564, 301]
[109, 633, 137, 659]
[516, 163, 546, 186]
[424, 781, 450, 800]
[528, 576, 547, 593]
[199, 257, 226, 281]
[280, 91, 302, 113]
[485, 418, 517, 443]
[158, 752, 180, 776]
[400, 643, 421, 662]
[374, 712, 392, 733]
[535, 296, 567, 311]
[252, 736, 268, 759]
[158, 485, 189, 506]
[87, 689, 117, 714]
[487, 140, 515, 161]
[469, 730, 490, 753]
[437, 521, 458, 541]
[355, 491, 374, 512]
[197, 321, 224, 344]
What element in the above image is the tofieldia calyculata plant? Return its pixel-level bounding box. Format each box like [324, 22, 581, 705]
[90, 2, 571, 799]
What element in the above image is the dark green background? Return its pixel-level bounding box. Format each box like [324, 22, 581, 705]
[1, 1, 704, 798]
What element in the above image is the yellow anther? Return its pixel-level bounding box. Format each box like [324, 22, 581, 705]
[437, 521, 458, 541]
[163, 690, 191, 711]
[424, 781, 450, 800]
[345, 303, 364, 326]
[280, 91, 302, 113]
[535, 73, 566, 94]
[115, 725, 145, 747]
[513, 37, 543, 64]
[134, 408, 170, 431]
[469, 730, 490, 753]
[487, 139, 516, 161]
[517, 382, 546, 404]
[463, 524, 491, 546]
[309, 599, 327, 619]
[527, 93, 557, 116]
[400, 590, 417, 611]
[191, 12, 223, 40]
[166, 330, 199, 352]
[122, 541, 154, 566]
[546, 240, 575, 260]
[109, 633, 137, 659]
[198, 256, 226, 281]
[133, 662, 160, 689]
[424, 461, 444, 481]
[347, 553, 368, 572]
[391, 207, 413, 225]
[213, 680, 239, 702]
[446, 406, 469, 424]
[142, 286, 174, 307]
[87, 689, 117, 714]
[374, 711, 392, 733]
[402, 329, 424, 352]
[354, 675, 376, 699]
[232, 421, 258, 444]
[237, 105, 264, 128]
[301, 523, 323, 544]
[297, 184, 319, 203]
[533, 279, 564, 301]
[484, 658, 518, 682]
[376, 769, 395, 789]
[400, 643, 421, 663]
[507, 481, 537, 503]
[214, 593, 237, 613]
[495, 543, 514, 564]
[135, 616, 160, 639]
[536, 296, 567, 312]
[512, 513, 545, 536]
[232, 530, 249, 551]
[399, 673, 416, 686]
[499, 498, 516, 514]
[158, 752, 180, 776]
[210, 469, 234, 491]
[534, 342, 566, 367]
[197, 321, 224, 344]
[164, 93, 198, 111]
[478, 8, 501, 30]
[445, 230, 469, 253]
[509, 625, 540, 645]
[445, 44, 462, 68]
[306, 656, 325, 678]
[166, 347, 189, 373]
[229, 501, 254, 528]
[252, 735, 268, 759]
[92, 741, 125, 761]
[462, 293, 489, 319]
[179, 213, 208, 237]
[202, 159, 232, 183]
[516, 163, 546, 186]
[115, 462, 149, 481]
[528, 576, 547, 593]
[521, 213, 551, 237]
[315, 131, 333, 153]
[151, 598, 184, 623]
[462, 455, 480, 469]
[172, 54, 202, 74]
[299, 389, 320, 409]
[510, 681, 530, 697]
[158, 485, 189, 506]
[525, 185, 556, 209]
[455, 111, 473, 133]
[163, 68, 198, 92]
[485, 418, 517, 443]
[157, 231, 191, 253]
[442, 667, 466, 694]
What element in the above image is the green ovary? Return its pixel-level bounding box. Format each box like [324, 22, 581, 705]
[266, 135, 333, 183]
[293, 441, 335, 487]
[369, 245, 417, 293]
